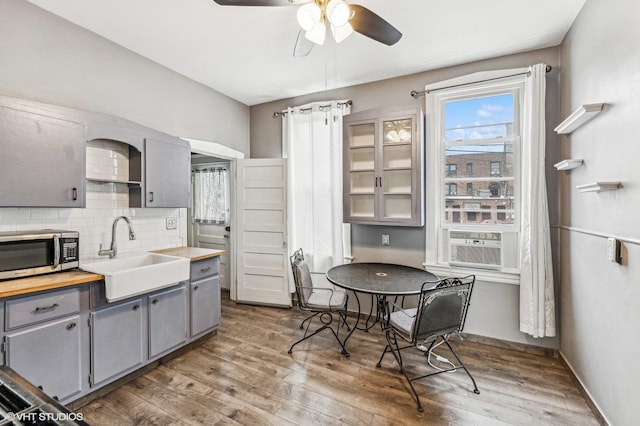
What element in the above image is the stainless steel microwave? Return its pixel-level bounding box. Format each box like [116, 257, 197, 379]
[0, 230, 79, 280]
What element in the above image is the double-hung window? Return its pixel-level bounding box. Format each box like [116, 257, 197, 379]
[425, 73, 525, 280]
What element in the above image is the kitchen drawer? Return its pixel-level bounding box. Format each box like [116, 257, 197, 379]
[190, 258, 218, 281]
[5, 287, 80, 330]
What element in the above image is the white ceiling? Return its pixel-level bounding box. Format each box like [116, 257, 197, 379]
[27, 0, 585, 106]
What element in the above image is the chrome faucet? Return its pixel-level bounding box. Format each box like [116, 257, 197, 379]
[98, 216, 136, 258]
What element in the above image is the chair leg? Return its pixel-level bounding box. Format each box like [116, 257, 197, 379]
[288, 312, 349, 357]
[379, 329, 423, 412]
[299, 312, 319, 330]
[339, 311, 351, 331]
[443, 338, 480, 394]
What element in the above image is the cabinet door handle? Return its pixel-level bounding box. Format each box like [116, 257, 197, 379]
[72, 187, 78, 201]
[34, 303, 59, 313]
[193, 285, 199, 291]
[66, 322, 77, 330]
[149, 191, 154, 202]
[132, 304, 140, 311]
[200, 266, 211, 273]
[152, 298, 159, 305]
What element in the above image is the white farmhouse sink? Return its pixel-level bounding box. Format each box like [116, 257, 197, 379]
[81, 253, 190, 302]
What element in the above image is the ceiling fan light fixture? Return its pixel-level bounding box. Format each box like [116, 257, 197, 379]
[331, 22, 353, 43]
[326, 0, 350, 27]
[296, 3, 321, 31]
[304, 21, 326, 45]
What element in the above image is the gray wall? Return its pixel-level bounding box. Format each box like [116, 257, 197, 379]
[0, 0, 250, 155]
[559, 1, 640, 425]
[251, 47, 561, 348]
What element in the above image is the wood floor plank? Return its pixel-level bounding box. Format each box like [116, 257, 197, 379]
[80, 292, 600, 426]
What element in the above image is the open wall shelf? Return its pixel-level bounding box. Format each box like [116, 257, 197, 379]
[555, 103, 605, 134]
[576, 181, 620, 192]
[554, 159, 584, 171]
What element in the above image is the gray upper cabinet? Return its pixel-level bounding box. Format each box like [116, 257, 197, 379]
[0, 106, 85, 207]
[145, 138, 191, 208]
[343, 106, 424, 226]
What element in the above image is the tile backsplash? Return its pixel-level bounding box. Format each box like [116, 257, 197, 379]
[0, 141, 187, 262]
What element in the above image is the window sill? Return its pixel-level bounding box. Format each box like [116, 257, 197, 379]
[422, 263, 520, 285]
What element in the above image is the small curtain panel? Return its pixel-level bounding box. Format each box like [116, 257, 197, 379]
[520, 63, 556, 338]
[192, 167, 229, 224]
[283, 100, 351, 291]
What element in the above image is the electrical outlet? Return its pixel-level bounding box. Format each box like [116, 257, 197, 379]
[166, 217, 177, 230]
[382, 234, 390, 246]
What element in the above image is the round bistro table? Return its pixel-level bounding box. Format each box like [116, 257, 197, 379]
[326, 263, 439, 349]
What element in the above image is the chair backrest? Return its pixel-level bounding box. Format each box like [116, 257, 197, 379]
[290, 248, 313, 307]
[411, 275, 475, 343]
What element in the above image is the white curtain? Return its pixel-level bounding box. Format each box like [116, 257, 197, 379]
[519, 63, 556, 337]
[192, 167, 229, 224]
[283, 101, 351, 291]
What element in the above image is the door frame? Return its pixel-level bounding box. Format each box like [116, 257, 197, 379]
[183, 137, 244, 300]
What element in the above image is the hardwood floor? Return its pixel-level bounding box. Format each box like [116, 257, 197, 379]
[80, 293, 599, 425]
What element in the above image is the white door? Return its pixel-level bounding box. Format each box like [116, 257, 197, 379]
[234, 158, 291, 307]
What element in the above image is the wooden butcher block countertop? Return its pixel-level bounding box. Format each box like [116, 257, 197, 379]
[0, 270, 103, 299]
[152, 247, 225, 261]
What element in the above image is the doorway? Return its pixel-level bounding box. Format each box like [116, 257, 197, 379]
[188, 153, 231, 290]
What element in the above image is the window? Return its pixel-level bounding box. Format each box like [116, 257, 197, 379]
[490, 161, 501, 176]
[497, 205, 507, 221]
[481, 205, 491, 221]
[192, 167, 229, 224]
[426, 71, 524, 276]
[446, 183, 457, 195]
[445, 163, 457, 177]
[441, 92, 516, 225]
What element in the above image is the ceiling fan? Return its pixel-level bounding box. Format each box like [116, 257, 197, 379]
[212, 0, 402, 57]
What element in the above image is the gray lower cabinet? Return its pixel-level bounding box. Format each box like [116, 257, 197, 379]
[5, 315, 82, 402]
[90, 298, 144, 387]
[189, 257, 220, 338]
[148, 285, 187, 359]
[191, 276, 220, 337]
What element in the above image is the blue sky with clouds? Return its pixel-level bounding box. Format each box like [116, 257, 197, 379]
[445, 94, 514, 141]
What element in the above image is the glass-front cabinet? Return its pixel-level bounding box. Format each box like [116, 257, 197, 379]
[343, 106, 424, 226]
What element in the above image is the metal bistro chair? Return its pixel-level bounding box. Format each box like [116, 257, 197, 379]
[377, 275, 480, 412]
[288, 248, 351, 357]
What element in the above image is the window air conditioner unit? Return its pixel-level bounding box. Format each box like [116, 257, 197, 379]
[449, 230, 503, 269]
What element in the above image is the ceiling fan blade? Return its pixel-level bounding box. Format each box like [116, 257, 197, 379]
[293, 29, 315, 57]
[212, 0, 303, 6]
[348, 4, 402, 46]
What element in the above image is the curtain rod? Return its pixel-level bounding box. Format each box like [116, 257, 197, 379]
[410, 65, 553, 99]
[273, 100, 352, 118]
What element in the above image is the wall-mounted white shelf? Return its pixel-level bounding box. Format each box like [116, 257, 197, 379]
[555, 103, 605, 134]
[576, 181, 620, 192]
[554, 159, 584, 171]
